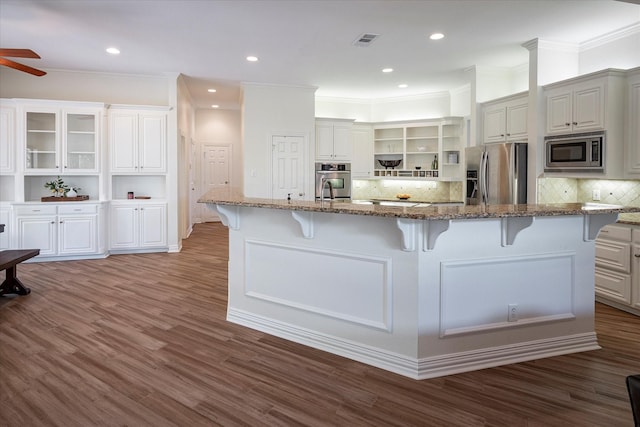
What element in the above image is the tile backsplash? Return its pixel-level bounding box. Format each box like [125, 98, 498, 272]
[352, 179, 463, 202]
[538, 177, 640, 223]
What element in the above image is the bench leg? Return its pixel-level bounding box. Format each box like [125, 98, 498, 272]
[0, 265, 31, 296]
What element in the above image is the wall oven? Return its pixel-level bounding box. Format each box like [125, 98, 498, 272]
[545, 131, 605, 173]
[315, 163, 351, 200]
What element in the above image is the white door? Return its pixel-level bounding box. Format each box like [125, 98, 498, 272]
[202, 144, 231, 222]
[272, 135, 305, 200]
[58, 215, 97, 255]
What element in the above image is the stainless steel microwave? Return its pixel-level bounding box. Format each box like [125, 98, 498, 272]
[544, 132, 605, 172]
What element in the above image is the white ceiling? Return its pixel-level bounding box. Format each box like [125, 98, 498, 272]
[1, 0, 639, 110]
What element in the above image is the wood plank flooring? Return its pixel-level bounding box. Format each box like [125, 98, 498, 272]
[1, 222, 638, 426]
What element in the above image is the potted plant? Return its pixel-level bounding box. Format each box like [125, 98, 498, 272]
[44, 176, 69, 197]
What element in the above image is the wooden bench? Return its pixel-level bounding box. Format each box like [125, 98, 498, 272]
[0, 249, 40, 296]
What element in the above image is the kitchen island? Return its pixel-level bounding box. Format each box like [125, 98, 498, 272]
[199, 189, 640, 379]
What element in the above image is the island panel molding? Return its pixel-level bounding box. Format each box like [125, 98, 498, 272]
[197, 191, 638, 379]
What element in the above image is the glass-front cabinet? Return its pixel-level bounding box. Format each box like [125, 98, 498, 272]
[24, 105, 101, 174]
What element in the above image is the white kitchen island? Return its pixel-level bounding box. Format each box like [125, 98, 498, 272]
[199, 189, 640, 379]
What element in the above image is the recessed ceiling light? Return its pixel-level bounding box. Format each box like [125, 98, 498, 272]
[211, 105, 219, 109]
[106, 47, 120, 55]
[207, 88, 217, 93]
[382, 68, 393, 73]
[398, 84, 408, 88]
[429, 33, 444, 40]
[246, 56, 259, 62]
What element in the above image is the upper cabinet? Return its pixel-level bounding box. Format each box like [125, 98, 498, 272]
[626, 68, 640, 176]
[481, 92, 528, 143]
[0, 101, 16, 174]
[543, 69, 627, 179]
[109, 107, 168, 173]
[22, 103, 103, 174]
[350, 123, 373, 179]
[315, 118, 353, 161]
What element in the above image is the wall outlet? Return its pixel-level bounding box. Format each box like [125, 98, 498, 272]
[592, 189, 601, 201]
[508, 304, 518, 322]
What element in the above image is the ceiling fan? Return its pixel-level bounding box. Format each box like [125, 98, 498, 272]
[0, 49, 46, 76]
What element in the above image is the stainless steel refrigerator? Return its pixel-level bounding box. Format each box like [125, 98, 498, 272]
[465, 142, 528, 205]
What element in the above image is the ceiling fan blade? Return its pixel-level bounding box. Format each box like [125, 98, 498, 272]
[0, 48, 41, 59]
[0, 58, 46, 76]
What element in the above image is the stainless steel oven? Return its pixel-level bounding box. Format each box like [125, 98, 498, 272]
[545, 131, 605, 172]
[315, 163, 351, 200]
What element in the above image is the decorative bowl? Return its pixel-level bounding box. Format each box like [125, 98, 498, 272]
[378, 159, 402, 169]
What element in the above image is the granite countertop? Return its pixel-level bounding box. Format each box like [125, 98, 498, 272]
[198, 188, 640, 221]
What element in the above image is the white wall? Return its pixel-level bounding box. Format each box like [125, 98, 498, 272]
[580, 27, 640, 73]
[0, 68, 170, 105]
[315, 97, 371, 122]
[241, 83, 316, 198]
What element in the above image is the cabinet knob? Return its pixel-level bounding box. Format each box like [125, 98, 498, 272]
[50, 221, 55, 224]
[572, 122, 577, 125]
[565, 123, 570, 126]
[500, 134, 505, 137]
[59, 221, 63, 224]
[64, 165, 68, 168]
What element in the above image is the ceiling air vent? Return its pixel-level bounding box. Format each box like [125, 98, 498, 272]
[353, 33, 380, 47]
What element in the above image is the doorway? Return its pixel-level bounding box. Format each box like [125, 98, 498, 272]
[201, 144, 231, 222]
[271, 135, 305, 200]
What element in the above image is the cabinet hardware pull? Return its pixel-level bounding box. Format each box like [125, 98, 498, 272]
[565, 123, 570, 126]
[572, 122, 577, 125]
[50, 221, 55, 224]
[635, 254, 640, 258]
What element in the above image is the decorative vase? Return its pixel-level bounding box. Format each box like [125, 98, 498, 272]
[67, 188, 77, 198]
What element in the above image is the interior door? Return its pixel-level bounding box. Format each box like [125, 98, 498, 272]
[202, 144, 231, 222]
[272, 135, 305, 200]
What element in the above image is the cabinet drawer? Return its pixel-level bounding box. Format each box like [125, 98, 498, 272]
[598, 225, 632, 241]
[596, 239, 631, 272]
[595, 267, 631, 304]
[14, 205, 57, 215]
[58, 204, 97, 214]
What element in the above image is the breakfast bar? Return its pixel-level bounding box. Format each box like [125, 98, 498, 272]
[199, 189, 640, 379]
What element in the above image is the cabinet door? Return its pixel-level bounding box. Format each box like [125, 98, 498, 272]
[351, 125, 373, 178]
[58, 215, 97, 255]
[633, 244, 640, 310]
[0, 105, 15, 173]
[332, 124, 352, 160]
[483, 106, 506, 143]
[110, 113, 138, 172]
[0, 207, 10, 250]
[138, 114, 167, 173]
[110, 204, 138, 249]
[25, 110, 60, 172]
[595, 239, 631, 272]
[626, 80, 640, 175]
[573, 84, 604, 132]
[64, 112, 98, 172]
[506, 103, 528, 140]
[139, 204, 166, 248]
[315, 122, 335, 160]
[595, 266, 631, 304]
[17, 216, 56, 256]
[546, 91, 572, 134]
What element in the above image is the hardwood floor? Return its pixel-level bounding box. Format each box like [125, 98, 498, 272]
[1, 222, 638, 426]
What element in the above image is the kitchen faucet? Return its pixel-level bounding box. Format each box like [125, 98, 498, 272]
[320, 177, 334, 202]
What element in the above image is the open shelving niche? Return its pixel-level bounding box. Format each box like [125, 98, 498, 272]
[372, 118, 463, 180]
[111, 175, 167, 201]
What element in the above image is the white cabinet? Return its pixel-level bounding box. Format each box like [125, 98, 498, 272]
[350, 123, 373, 178]
[0, 205, 11, 250]
[109, 109, 167, 173]
[14, 203, 101, 258]
[546, 82, 604, 134]
[110, 202, 167, 250]
[23, 104, 102, 174]
[481, 92, 528, 143]
[315, 118, 353, 161]
[0, 102, 16, 173]
[595, 223, 640, 316]
[625, 69, 640, 176]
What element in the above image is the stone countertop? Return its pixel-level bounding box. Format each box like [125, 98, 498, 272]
[198, 188, 640, 221]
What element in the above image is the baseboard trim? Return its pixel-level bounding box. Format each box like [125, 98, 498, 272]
[227, 307, 600, 380]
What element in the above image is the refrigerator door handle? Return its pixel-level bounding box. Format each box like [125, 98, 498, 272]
[481, 151, 489, 204]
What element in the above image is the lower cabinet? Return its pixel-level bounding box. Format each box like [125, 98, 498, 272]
[110, 202, 167, 250]
[595, 223, 640, 315]
[15, 203, 101, 258]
